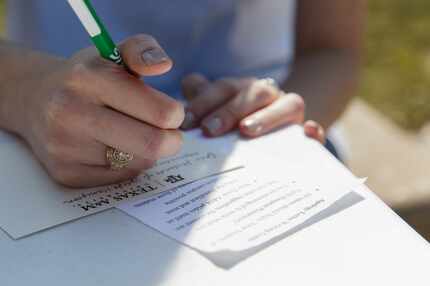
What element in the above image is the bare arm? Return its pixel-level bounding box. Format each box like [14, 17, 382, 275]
[0, 41, 63, 82]
[282, 0, 366, 128]
[0, 41, 64, 133]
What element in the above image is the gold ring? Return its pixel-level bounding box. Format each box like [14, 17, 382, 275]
[106, 147, 134, 170]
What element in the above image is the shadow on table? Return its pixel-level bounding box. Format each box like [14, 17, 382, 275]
[205, 191, 364, 268]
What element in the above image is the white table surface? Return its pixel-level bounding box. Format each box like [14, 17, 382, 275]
[1, 128, 429, 286]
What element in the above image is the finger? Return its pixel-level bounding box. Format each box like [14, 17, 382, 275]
[239, 92, 305, 138]
[201, 80, 280, 137]
[54, 137, 107, 166]
[60, 136, 157, 168]
[119, 34, 173, 76]
[78, 106, 183, 161]
[54, 164, 147, 188]
[76, 61, 185, 129]
[181, 73, 210, 101]
[181, 78, 254, 130]
[304, 120, 326, 144]
[180, 79, 237, 129]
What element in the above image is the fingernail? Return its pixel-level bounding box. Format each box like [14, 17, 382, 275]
[204, 117, 222, 136]
[181, 111, 196, 129]
[306, 120, 318, 129]
[141, 48, 169, 65]
[242, 119, 263, 134]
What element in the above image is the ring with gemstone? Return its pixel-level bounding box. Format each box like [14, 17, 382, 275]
[106, 147, 134, 170]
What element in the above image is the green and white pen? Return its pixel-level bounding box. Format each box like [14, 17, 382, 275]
[68, 0, 136, 169]
[67, 0, 122, 65]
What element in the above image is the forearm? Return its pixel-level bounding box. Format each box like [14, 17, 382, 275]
[0, 41, 63, 133]
[0, 40, 64, 82]
[281, 49, 360, 129]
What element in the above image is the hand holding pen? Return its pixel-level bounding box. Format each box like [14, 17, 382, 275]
[3, 1, 184, 187]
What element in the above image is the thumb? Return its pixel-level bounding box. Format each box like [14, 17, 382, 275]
[119, 34, 173, 76]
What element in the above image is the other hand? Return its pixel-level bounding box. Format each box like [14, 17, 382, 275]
[181, 74, 325, 143]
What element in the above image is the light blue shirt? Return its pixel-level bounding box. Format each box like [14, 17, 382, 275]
[7, 0, 296, 97]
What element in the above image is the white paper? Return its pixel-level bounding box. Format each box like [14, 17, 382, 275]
[118, 160, 364, 268]
[0, 133, 242, 239]
[0, 125, 363, 242]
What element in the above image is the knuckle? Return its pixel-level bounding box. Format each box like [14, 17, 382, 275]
[154, 109, 171, 129]
[255, 86, 277, 102]
[45, 97, 63, 127]
[214, 78, 238, 94]
[251, 82, 278, 100]
[181, 73, 203, 89]
[45, 91, 75, 129]
[64, 63, 92, 89]
[156, 100, 185, 129]
[43, 96, 77, 161]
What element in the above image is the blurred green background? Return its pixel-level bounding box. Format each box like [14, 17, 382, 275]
[363, 0, 430, 130]
[1, 0, 430, 130]
[0, 1, 3, 33]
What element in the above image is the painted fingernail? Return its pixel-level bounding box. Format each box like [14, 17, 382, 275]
[204, 117, 222, 135]
[141, 48, 169, 65]
[242, 119, 263, 135]
[181, 111, 196, 129]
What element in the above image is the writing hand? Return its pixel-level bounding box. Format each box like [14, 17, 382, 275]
[9, 34, 184, 187]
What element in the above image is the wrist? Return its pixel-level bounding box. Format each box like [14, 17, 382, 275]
[0, 79, 28, 136]
[0, 52, 65, 137]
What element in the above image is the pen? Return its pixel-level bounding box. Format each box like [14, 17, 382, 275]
[67, 0, 134, 169]
[67, 0, 122, 65]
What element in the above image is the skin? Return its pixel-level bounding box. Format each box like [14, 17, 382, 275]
[0, 35, 185, 187]
[0, 0, 363, 188]
[180, 0, 364, 138]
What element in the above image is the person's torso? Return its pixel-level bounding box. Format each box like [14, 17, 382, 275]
[7, 0, 296, 96]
